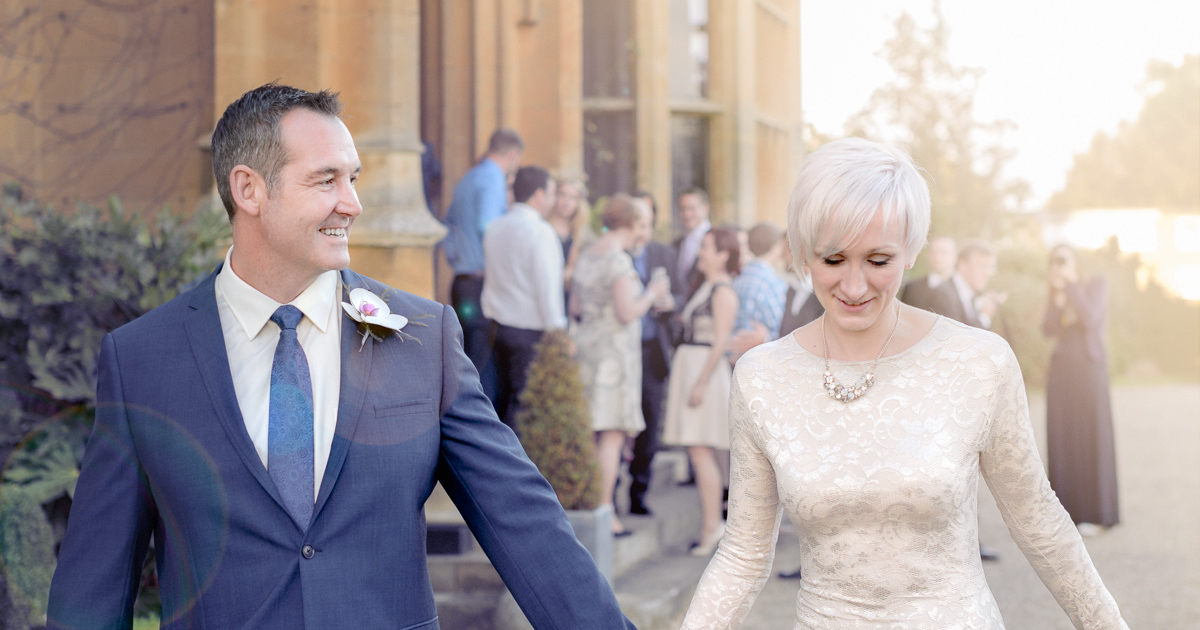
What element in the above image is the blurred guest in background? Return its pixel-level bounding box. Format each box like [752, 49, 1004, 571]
[662, 227, 740, 556]
[931, 240, 1006, 330]
[674, 188, 713, 296]
[1043, 244, 1119, 535]
[627, 192, 681, 516]
[482, 166, 563, 433]
[900, 234, 956, 311]
[441, 129, 523, 388]
[548, 177, 592, 313]
[728, 222, 788, 363]
[571, 195, 670, 536]
[778, 239, 824, 338]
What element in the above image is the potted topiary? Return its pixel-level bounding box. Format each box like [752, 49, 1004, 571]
[513, 329, 612, 578]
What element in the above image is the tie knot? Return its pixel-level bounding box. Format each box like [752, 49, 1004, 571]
[271, 305, 304, 331]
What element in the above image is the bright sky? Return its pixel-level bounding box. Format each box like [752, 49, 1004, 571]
[800, 0, 1200, 209]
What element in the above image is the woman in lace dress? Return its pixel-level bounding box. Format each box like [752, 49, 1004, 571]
[681, 138, 1128, 629]
[662, 227, 741, 556]
[571, 195, 669, 535]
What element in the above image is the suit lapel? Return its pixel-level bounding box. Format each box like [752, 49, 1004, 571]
[183, 268, 291, 515]
[313, 270, 374, 519]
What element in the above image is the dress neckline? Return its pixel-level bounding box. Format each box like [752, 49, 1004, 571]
[784, 315, 946, 366]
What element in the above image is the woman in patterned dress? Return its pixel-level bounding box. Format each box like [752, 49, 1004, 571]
[571, 195, 669, 535]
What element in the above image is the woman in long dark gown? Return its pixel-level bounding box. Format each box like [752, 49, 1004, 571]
[1043, 245, 1119, 532]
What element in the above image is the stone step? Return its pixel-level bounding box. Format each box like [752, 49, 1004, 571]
[429, 450, 708, 629]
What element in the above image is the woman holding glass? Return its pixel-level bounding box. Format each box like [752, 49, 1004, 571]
[680, 138, 1128, 629]
[661, 226, 741, 556]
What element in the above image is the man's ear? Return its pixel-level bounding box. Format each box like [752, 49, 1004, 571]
[229, 165, 267, 218]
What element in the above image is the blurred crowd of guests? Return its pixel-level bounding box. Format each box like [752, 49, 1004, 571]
[436, 127, 1117, 551]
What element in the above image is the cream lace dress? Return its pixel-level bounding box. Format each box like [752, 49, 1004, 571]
[682, 317, 1128, 630]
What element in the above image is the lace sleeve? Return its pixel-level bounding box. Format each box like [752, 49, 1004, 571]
[681, 372, 784, 630]
[980, 348, 1129, 630]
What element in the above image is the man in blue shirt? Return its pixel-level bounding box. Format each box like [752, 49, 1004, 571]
[729, 222, 787, 363]
[441, 129, 524, 392]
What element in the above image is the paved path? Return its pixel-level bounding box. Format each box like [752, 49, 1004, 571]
[737, 384, 1200, 629]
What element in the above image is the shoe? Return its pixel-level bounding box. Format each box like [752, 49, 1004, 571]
[979, 545, 1001, 562]
[629, 497, 653, 516]
[1076, 522, 1106, 537]
[777, 567, 802, 579]
[690, 522, 726, 556]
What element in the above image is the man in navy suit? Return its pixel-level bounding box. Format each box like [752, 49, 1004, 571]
[47, 84, 633, 630]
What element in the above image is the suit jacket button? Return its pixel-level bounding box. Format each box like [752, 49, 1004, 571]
[302, 544, 315, 559]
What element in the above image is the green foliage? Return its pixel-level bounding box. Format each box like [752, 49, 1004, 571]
[3, 414, 90, 504]
[515, 330, 601, 511]
[1048, 55, 1200, 211]
[0, 487, 56, 627]
[0, 184, 228, 414]
[845, 4, 1028, 238]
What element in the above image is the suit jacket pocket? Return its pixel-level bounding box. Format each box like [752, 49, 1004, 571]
[352, 399, 438, 446]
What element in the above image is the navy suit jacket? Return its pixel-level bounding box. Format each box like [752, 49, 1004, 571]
[47, 268, 633, 630]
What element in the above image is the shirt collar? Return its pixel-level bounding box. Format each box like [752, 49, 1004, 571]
[951, 273, 975, 299]
[685, 220, 712, 243]
[509, 202, 542, 221]
[216, 246, 340, 340]
[928, 271, 947, 287]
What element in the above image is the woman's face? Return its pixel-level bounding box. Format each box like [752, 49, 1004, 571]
[697, 232, 728, 278]
[552, 183, 582, 220]
[808, 210, 907, 335]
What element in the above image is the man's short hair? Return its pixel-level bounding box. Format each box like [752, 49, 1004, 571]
[747, 222, 784, 257]
[678, 186, 710, 207]
[211, 83, 343, 222]
[487, 128, 525, 155]
[958, 239, 995, 264]
[512, 166, 550, 203]
[634, 189, 658, 219]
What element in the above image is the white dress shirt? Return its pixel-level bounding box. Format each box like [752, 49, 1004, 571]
[677, 220, 712, 280]
[214, 248, 342, 500]
[481, 202, 567, 330]
[950, 272, 990, 329]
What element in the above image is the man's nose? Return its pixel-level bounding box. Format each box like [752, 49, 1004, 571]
[338, 181, 363, 217]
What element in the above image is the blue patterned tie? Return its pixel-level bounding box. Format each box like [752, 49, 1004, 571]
[268, 305, 314, 530]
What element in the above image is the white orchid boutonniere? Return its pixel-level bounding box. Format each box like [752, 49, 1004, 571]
[341, 287, 431, 350]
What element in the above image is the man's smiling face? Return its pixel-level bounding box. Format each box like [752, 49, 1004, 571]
[257, 109, 363, 286]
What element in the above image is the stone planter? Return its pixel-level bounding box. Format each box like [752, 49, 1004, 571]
[566, 504, 614, 581]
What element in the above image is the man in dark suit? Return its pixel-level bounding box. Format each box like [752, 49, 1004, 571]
[900, 235, 957, 312]
[672, 187, 711, 298]
[626, 192, 681, 516]
[778, 240, 825, 337]
[47, 84, 632, 630]
[929, 240, 1005, 331]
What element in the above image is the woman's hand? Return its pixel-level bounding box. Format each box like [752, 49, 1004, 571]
[688, 382, 706, 408]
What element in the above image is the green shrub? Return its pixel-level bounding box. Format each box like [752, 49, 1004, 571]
[0, 487, 56, 626]
[515, 330, 600, 511]
[0, 183, 228, 621]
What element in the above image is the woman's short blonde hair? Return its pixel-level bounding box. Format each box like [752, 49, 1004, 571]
[786, 137, 930, 266]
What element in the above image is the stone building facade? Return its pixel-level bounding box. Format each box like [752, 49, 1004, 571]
[1, 0, 803, 300]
